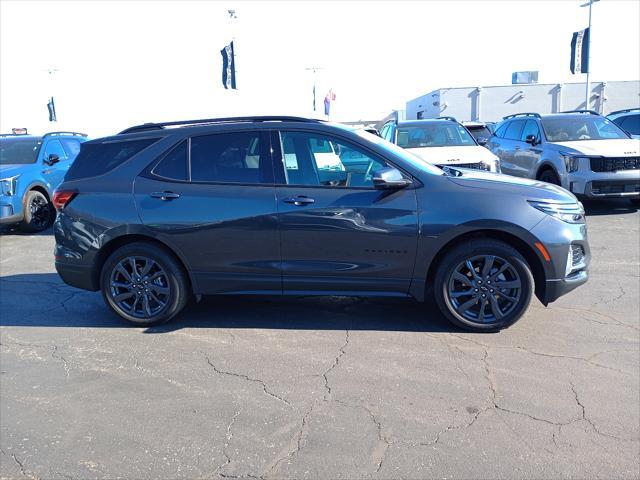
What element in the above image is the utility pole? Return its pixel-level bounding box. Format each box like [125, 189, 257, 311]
[580, 0, 599, 109]
[305, 66, 323, 115]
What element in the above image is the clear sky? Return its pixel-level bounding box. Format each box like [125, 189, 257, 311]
[1, 0, 639, 137]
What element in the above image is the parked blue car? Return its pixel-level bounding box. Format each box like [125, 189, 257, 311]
[0, 131, 88, 232]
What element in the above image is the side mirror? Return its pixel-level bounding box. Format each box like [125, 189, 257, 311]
[46, 153, 60, 165]
[525, 134, 538, 145]
[372, 167, 411, 189]
[477, 137, 488, 146]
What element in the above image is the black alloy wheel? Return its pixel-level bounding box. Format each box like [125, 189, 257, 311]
[434, 239, 534, 332]
[101, 242, 189, 325]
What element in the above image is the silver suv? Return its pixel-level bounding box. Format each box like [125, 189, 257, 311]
[488, 111, 640, 204]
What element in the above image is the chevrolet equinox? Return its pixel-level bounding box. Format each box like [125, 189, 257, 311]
[53, 116, 590, 332]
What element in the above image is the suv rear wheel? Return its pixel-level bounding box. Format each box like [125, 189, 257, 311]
[433, 239, 534, 332]
[20, 190, 54, 233]
[100, 242, 189, 325]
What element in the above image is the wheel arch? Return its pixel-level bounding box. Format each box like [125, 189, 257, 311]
[92, 233, 196, 294]
[535, 161, 561, 180]
[424, 229, 548, 305]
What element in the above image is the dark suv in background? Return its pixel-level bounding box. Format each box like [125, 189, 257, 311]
[54, 116, 589, 332]
[487, 111, 640, 204]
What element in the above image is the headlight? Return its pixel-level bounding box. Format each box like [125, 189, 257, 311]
[528, 200, 585, 224]
[0, 175, 19, 196]
[481, 158, 501, 173]
[561, 155, 586, 173]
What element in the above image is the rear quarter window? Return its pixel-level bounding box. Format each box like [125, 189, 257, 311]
[65, 138, 158, 181]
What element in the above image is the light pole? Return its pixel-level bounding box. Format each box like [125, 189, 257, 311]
[305, 66, 323, 115]
[580, 0, 599, 109]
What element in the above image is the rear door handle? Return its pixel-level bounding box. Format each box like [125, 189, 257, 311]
[514, 145, 521, 150]
[283, 196, 315, 206]
[151, 191, 181, 200]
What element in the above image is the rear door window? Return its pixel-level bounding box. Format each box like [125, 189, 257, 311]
[151, 141, 188, 181]
[494, 122, 509, 138]
[504, 120, 526, 140]
[65, 138, 158, 181]
[189, 131, 272, 184]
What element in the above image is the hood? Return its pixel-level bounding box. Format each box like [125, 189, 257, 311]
[446, 169, 576, 203]
[550, 138, 640, 156]
[405, 145, 498, 165]
[0, 164, 27, 178]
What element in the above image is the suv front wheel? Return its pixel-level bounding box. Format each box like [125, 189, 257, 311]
[100, 242, 189, 325]
[434, 239, 534, 332]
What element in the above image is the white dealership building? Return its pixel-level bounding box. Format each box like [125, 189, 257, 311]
[405, 80, 639, 122]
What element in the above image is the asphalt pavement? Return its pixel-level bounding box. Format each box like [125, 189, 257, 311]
[0, 199, 638, 479]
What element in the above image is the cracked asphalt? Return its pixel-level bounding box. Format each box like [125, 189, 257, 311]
[1, 199, 639, 479]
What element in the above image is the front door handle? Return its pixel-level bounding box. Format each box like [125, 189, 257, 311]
[283, 196, 315, 206]
[151, 191, 181, 201]
[514, 145, 521, 150]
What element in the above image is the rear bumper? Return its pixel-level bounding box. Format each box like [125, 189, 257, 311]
[55, 260, 98, 291]
[543, 269, 588, 303]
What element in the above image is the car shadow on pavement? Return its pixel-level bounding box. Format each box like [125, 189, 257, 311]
[0, 273, 457, 333]
[0, 225, 53, 236]
[582, 198, 638, 216]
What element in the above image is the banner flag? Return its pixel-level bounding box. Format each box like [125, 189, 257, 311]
[47, 97, 57, 122]
[221, 41, 237, 89]
[570, 27, 590, 74]
[324, 89, 336, 116]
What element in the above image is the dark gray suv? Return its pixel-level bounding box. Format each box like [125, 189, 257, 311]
[53, 116, 590, 332]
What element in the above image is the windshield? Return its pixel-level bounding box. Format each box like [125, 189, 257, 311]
[0, 137, 42, 165]
[396, 123, 476, 148]
[541, 116, 629, 142]
[354, 129, 444, 176]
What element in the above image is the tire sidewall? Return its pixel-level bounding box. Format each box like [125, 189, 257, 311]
[435, 241, 534, 332]
[20, 190, 53, 233]
[100, 243, 188, 326]
[539, 170, 560, 185]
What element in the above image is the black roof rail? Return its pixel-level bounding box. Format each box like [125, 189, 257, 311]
[502, 112, 541, 120]
[561, 109, 600, 116]
[43, 131, 88, 138]
[119, 116, 323, 135]
[607, 108, 639, 116]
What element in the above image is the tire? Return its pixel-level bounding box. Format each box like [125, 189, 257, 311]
[20, 190, 54, 233]
[433, 239, 534, 332]
[538, 169, 560, 186]
[100, 242, 189, 326]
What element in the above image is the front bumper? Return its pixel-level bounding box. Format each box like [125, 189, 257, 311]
[544, 270, 588, 303]
[0, 203, 23, 225]
[563, 168, 640, 198]
[529, 216, 590, 304]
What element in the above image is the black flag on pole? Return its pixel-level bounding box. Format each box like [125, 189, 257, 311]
[47, 97, 57, 122]
[570, 27, 590, 74]
[221, 41, 237, 89]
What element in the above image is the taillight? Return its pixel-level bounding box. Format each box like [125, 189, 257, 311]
[52, 189, 77, 211]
